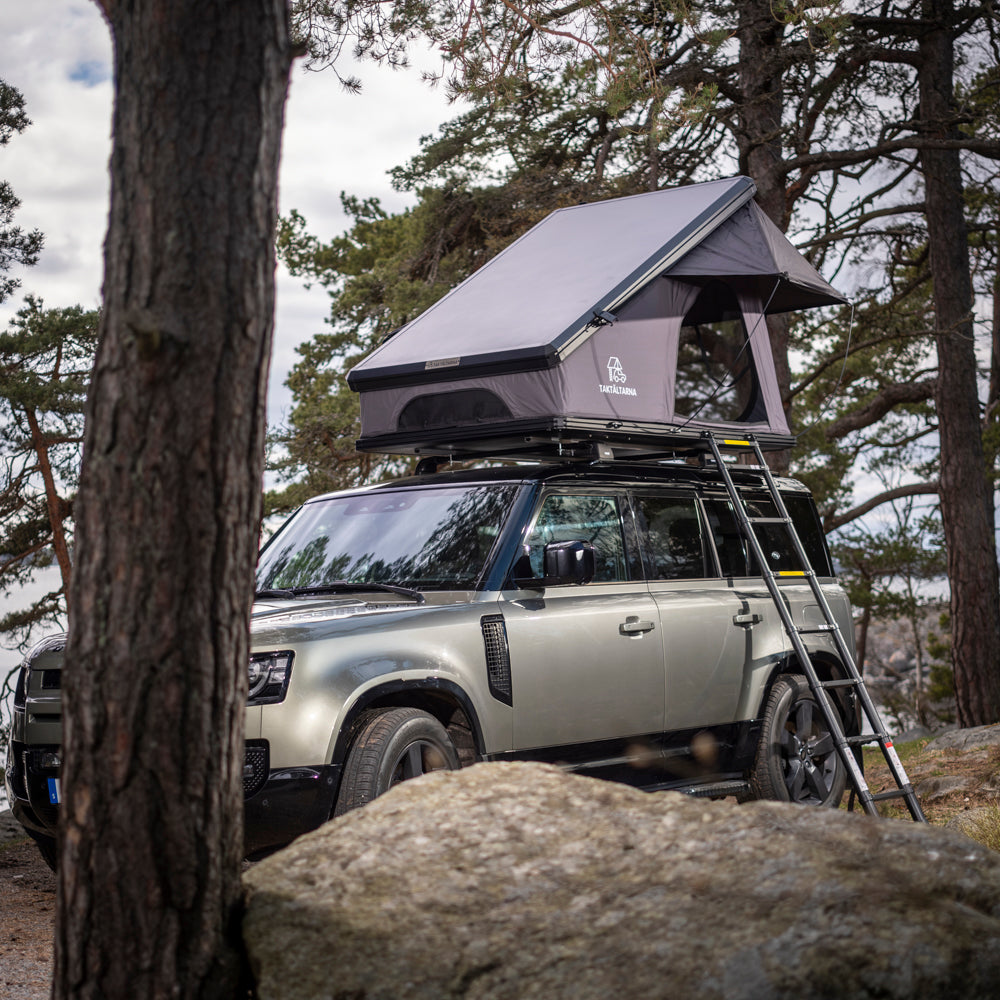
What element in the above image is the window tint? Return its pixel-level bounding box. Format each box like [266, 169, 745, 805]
[634, 495, 708, 580]
[785, 493, 833, 576]
[674, 281, 764, 423]
[524, 494, 627, 583]
[703, 498, 750, 576]
[702, 492, 833, 577]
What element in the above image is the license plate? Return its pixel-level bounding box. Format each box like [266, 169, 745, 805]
[47, 777, 61, 804]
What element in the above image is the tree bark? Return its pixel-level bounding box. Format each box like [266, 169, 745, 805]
[918, 0, 1000, 726]
[54, 2, 292, 997]
[736, 0, 793, 472]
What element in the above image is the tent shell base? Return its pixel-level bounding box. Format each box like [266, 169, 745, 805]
[356, 418, 795, 465]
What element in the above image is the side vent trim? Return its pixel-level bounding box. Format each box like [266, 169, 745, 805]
[481, 614, 513, 706]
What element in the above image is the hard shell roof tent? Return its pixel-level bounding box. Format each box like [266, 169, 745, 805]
[347, 176, 846, 462]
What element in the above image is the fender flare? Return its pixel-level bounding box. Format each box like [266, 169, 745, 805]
[329, 677, 487, 769]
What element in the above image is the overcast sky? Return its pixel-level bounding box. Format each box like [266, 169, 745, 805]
[1, 1, 457, 426]
[0, 2, 458, 675]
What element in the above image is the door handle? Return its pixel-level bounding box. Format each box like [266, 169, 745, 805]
[733, 613, 762, 626]
[620, 617, 655, 635]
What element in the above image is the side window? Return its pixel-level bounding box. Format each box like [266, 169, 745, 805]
[524, 494, 627, 583]
[785, 493, 833, 576]
[743, 495, 800, 573]
[633, 495, 708, 580]
[703, 492, 833, 577]
[703, 498, 750, 577]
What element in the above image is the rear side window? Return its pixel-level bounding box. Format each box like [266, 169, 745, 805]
[633, 495, 708, 580]
[702, 492, 832, 577]
[784, 493, 833, 576]
[703, 498, 751, 576]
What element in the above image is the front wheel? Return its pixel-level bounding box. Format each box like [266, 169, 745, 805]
[751, 674, 847, 808]
[334, 707, 460, 817]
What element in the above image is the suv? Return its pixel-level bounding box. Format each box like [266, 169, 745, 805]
[6, 460, 859, 865]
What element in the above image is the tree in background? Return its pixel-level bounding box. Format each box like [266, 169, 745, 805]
[0, 298, 97, 646]
[275, 0, 1000, 723]
[0, 79, 43, 304]
[832, 479, 950, 730]
[53, 1, 295, 997]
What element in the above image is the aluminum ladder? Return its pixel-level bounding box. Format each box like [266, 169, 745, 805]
[703, 432, 927, 822]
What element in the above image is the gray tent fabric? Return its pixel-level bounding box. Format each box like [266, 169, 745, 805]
[666, 200, 842, 313]
[348, 177, 844, 457]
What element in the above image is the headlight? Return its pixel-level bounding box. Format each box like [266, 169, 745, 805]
[248, 651, 293, 705]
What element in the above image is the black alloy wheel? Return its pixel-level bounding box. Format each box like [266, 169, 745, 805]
[751, 673, 847, 808]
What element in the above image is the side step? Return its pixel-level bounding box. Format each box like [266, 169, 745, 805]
[652, 779, 751, 799]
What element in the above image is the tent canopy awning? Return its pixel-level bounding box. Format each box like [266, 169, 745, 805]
[348, 176, 845, 391]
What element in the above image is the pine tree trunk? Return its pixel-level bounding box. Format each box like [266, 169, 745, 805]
[737, 0, 793, 472]
[54, 2, 292, 997]
[25, 406, 73, 593]
[919, 0, 1000, 726]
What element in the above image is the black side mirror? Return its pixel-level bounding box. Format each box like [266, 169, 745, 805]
[543, 540, 596, 585]
[512, 540, 596, 588]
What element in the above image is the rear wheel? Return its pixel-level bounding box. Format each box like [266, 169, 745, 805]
[751, 674, 846, 808]
[333, 707, 460, 816]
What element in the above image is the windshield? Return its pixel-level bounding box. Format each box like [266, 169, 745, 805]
[256, 484, 518, 592]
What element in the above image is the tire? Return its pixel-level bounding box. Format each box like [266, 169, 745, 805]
[751, 674, 847, 808]
[333, 707, 460, 816]
[26, 829, 58, 872]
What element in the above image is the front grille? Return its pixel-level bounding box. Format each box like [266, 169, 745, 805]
[243, 741, 269, 798]
[481, 614, 512, 706]
[41, 669, 62, 690]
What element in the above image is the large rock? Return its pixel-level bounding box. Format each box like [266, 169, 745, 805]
[243, 763, 1000, 1000]
[924, 724, 1000, 752]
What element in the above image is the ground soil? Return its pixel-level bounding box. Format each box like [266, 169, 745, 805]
[2, 729, 998, 997]
[0, 836, 55, 1000]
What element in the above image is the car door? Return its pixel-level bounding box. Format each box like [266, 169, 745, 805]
[632, 490, 778, 731]
[501, 490, 665, 754]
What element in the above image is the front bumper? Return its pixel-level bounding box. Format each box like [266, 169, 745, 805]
[4, 739, 341, 858]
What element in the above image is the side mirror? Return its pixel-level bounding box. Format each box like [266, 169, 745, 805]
[511, 540, 596, 588]
[544, 540, 596, 585]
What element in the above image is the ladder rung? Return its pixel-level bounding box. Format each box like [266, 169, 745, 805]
[871, 788, 909, 803]
[749, 516, 790, 525]
[844, 733, 879, 747]
[819, 678, 859, 689]
[797, 624, 836, 634]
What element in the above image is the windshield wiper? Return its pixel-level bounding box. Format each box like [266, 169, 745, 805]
[255, 582, 425, 604]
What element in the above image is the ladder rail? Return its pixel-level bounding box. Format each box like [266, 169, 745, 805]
[742, 437, 926, 821]
[703, 433, 926, 822]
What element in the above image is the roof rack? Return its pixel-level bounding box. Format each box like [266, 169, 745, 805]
[357, 418, 795, 466]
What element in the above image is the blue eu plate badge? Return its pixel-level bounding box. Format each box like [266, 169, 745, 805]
[47, 777, 61, 804]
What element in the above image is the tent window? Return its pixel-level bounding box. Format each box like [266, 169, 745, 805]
[674, 281, 764, 423]
[398, 389, 513, 431]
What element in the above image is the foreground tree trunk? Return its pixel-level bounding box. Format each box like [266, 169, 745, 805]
[54, 2, 292, 997]
[919, 0, 1000, 725]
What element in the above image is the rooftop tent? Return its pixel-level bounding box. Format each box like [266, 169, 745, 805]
[347, 176, 846, 460]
